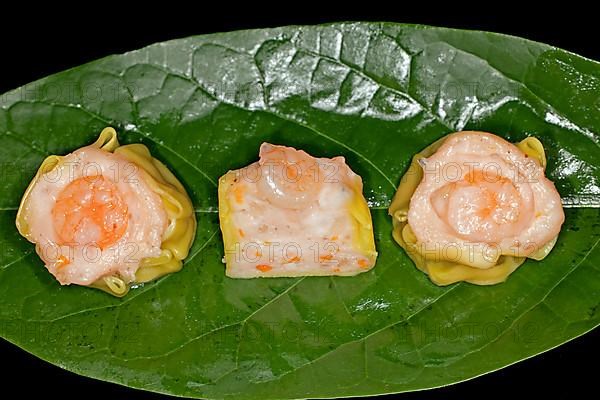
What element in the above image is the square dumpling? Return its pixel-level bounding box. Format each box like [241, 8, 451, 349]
[218, 143, 377, 278]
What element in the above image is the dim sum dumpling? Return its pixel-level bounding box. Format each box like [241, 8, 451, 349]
[218, 143, 377, 278]
[389, 131, 564, 285]
[16, 128, 196, 296]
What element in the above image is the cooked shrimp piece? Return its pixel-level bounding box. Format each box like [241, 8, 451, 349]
[407, 131, 565, 269]
[219, 143, 377, 278]
[257, 143, 324, 209]
[52, 175, 129, 249]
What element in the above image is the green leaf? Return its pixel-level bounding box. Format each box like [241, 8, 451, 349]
[1, 23, 599, 399]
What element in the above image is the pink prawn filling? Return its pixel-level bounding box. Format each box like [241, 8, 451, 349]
[52, 175, 129, 249]
[431, 169, 527, 243]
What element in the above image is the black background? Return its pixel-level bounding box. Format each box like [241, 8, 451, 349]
[1, 8, 598, 400]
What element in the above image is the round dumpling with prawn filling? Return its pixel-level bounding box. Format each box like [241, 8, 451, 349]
[389, 131, 565, 286]
[16, 128, 196, 296]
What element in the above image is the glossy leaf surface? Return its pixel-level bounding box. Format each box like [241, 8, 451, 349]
[0, 23, 599, 399]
